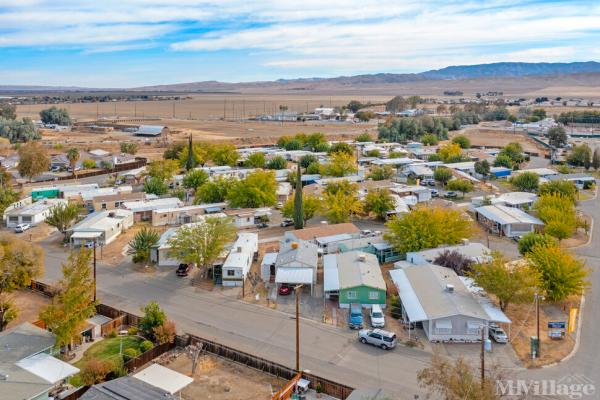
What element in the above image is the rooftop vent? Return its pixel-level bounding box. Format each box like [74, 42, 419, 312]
[291, 242, 299, 249]
[358, 254, 367, 262]
[461, 238, 470, 246]
[446, 284, 455, 293]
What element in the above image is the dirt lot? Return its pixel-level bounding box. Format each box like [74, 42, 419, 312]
[453, 127, 548, 155]
[6, 290, 51, 330]
[162, 352, 287, 400]
[506, 296, 579, 368]
[100, 223, 169, 266]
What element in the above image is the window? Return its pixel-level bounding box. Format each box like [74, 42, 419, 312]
[368, 291, 379, 300]
[101, 203, 107, 210]
[346, 291, 357, 300]
[369, 333, 382, 340]
[114, 202, 120, 208]
[227, 270, 235, 277]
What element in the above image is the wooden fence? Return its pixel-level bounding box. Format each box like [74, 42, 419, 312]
[54, 157, 147, 182]
[100, 315, 125, 336]
[29, 280, 56, 297]
[124, 341, 176, 372]
[60, 386, 90, 400]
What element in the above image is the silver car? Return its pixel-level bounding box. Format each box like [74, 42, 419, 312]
[358, 329, 397, 350]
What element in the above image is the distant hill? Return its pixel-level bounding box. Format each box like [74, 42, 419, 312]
[2, 61, 600, 94]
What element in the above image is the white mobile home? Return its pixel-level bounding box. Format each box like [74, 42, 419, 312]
[151, 203, 227, 226]
[389, 264, 510, 342]
[69, 209, 133, 247]
[474, 205, 543, 237]
[4, 198, 67, 228]
[222, 233, 258, 287]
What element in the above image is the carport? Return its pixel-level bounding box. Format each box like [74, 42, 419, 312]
[275, 268, 314, 296]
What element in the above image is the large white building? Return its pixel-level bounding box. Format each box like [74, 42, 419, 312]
[4, 198, 67, 228]
[68, 209, 133, 247]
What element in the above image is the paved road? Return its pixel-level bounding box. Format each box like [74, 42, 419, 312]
[38, 185, 600, 398]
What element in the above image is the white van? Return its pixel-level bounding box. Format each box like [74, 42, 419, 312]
[370, 304, 385, 328]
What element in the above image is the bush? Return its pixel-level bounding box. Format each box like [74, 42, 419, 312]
[153, 320, 177, 345]
[122, 347, 141, 362]
[80, 359, 112, 386]
[140, 340, 154, 353]
[389, 295, 402, 319]
[127, 326, 138, 336]
[82, 159, 96, 169]
[107, 330, 117, 338]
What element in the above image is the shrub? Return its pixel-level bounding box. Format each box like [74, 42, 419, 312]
[107, 330, 117, 338]
[140, 340, 154, 353]
[82, 159, 96, 169]
[153, 320, 177, 345]
[389, 295, 402, 319]
[127, 326, 138, 336]
[80, 359, 112, 386]
[122, 347, 141, 362]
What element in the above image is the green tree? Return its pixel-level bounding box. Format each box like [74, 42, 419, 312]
[498, 142, 525, 166]
[82, 159, 96, 169]
[194, 177, 232, 204]
[299, 154, 318, 168]
[40, 106, 71, 125]
[182, 169, 209, 190]
[178, 142, 209, 168]
[446, 179, 474, 197]
[384, 206, 472, 254]
[355, 111, 374, 122]
[127, 227, 160, 264]
[66, 148, 80, 178]
[143, 177, 169, 196]
[567, 144, 592, 167]
[323, 188, 362, 224]
[120, 142, 139, 155]
[245, 152, 266, 168]
[538, 180, 577, 203]
[0, 118, 39, 143]
[421, 133, 438, 146]
[0, 103, 16, 120]
[347, 100, 364, 113]
[147, 159, 179, 181]
[469, 251, 540, 311]
[305, 162, 321, 174]
[139, 301, 166, 338]
[0, 167, 20, 217]
[46, 202, 81, 242]
[437, 143, 463, 163]
[210, 143, 239, 166]
[355, 132, 372, 142]
[547, 126, 568, 148]
[266, 155, 288, 170]
[328, 142, 354, 156]
[167, 217, 236, 272]
[184, 135, 195, 171]
[293, 164, 304, 229]
[474, 160, 491, 178]
[493, 153, 513, 169]
[517, 232, 557, 255]
[0, 235, 44, 331]
[39, 249, 96, 350]
[283, 194, 322, 225]
[526, 243, 590, 302]
[592, 148, 600, 170]
[368, 165, 394, 181]
[365, 149, 381, 158]
[385, 96, 406, 112]
[452, 135, 471, 149]
[535, 193, 577, 240]
[322, 152, 357, 177]
[227, 170, 277, 208]
[18, 141, 50, 182]
[305, 132, 327, 151]
[510, 172, 539, 192]
[363, 189, 395, 220]
[163, 142, 186, 160]
[433, 167, 452, 186]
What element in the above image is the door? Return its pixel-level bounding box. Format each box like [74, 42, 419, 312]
[213, 265, 222, 285]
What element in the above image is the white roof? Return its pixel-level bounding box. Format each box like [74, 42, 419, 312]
[5, 198, 66, 217]
[261, 252, 278, 266]
[372, 157, 419, 166]
[336, 251, 385, 291]
[513, 168, 558, 177]
[443, 161, 475, 170]
[123, 197, 182, 212]
[316, 233, 354, 245]
[408, 165, 434, 176]
[275, 268, 313, 284]
[460, 277, 511, 324]
[388, 269, 428, 322]
[16, 353, 79, 384]
[89, 149, 110, 157]
[496, 192, 538, 206]
[475, 205, 544, 226]
[70, 231, 102, 239]
[323, 254, 340, 292]
[133, 363, 193, 394]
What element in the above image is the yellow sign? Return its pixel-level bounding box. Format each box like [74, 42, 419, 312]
[568, 308, 578, 334]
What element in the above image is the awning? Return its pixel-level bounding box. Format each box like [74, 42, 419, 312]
[388, 269, 428, 322]
[275, 268, 313, 285]
[323, 254, 339, 292]
[133, 363, 193, 394]
[16, 353, 80, 384]
[70, 231, 102, 239]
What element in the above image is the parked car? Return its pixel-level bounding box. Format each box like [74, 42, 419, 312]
[430, 189, 439, 197]
[369, 304, 385, 328]
[489, 325, 508, 343]
[358, 329, 397, 350]
[276, 202, 284, 209]
[421, 179, 436, 186]
[256, 222, 269, 229]
[280, 218, 294, 227]
[360, 229, 373, 237]
[278, 284, 292, 296]
[176, 263, 191, 277]
[443, 191, 458, 199]
[14, 223, 30, 233]
[348, 304, 363, 329]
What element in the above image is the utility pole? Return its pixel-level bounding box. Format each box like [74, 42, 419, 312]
[96, 102, 99, 120]
[295, 285, 302, 371]
[223, 99, 226, 120]
[536, 292, 541, 357]
[93, 239, 97, 303]
[134, 103, 137, 118]
[172, 102, 175, 119]
[242, 273, 245, 298]
[480, 328, 485, 391]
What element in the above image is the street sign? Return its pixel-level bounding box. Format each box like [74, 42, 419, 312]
[548, 321, 566, 329]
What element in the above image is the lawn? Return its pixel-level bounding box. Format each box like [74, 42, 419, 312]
[75, 336, 143, 367]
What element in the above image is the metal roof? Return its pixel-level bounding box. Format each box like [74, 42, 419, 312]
[460, 277, 511, 324]
[5, 198, 66, 216]
[389, 264, 491, 322]
[406, 242, 491, 265]
[135, 125, 165, 136]
[16, 352, 79, 384]
[133, 363, 193, 395]
[81, 376, 176, 400]
[547, 173, 595, 181]
[122, 197, 182, 212]
[496, 192, 538, 206]
[316, 233, 354, 245]
[474, 205, 543, 226]
[261, 252, 278, 266]
[323, 254, 339, 292]
[275, 267, 314, 284]
[336, 251, 385, 291]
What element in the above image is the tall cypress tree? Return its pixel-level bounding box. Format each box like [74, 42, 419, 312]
[293, 163, 304, 229]
[185, 134, 195, 171]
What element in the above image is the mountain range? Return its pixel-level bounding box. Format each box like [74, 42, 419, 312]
[2, 62, 600, 93]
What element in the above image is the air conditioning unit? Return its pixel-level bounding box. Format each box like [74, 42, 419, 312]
[358, 254, 366, 262]
[446, 284, 455, 293]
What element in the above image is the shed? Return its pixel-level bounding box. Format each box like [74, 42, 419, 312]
[260, 252, 278, 283]
[133, 364, 193, 395]
[135, 125, 168, 137]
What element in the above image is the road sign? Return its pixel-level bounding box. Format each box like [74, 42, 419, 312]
[548, 321, 566, 329]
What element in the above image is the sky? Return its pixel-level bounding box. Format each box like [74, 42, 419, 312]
[0, 0, 599, 87]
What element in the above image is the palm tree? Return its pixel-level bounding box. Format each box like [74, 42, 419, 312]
[66, 148, 79, 178]
[128, 227, 160, 264]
